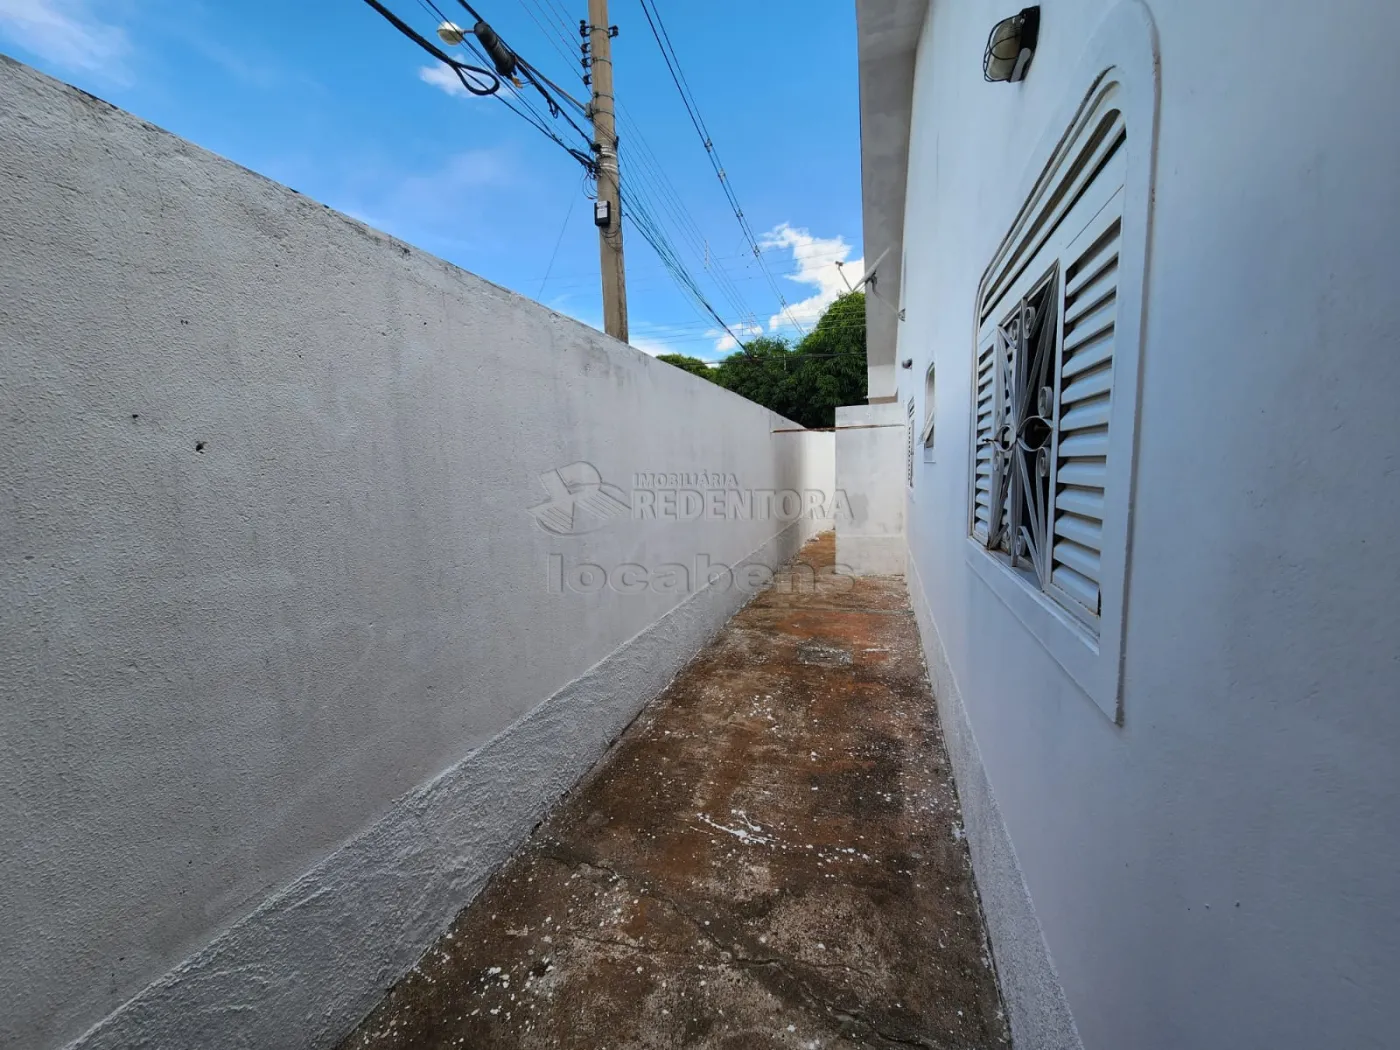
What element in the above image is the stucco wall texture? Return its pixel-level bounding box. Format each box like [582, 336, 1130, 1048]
[835, 402, 906, 575]
[0, 56, 834, 1049]
[890, 1, 1400, 1048]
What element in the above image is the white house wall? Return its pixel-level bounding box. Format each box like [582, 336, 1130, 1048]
[897, 2, 1400, 1049]
[855, 0, 926, 397]
[835, 402, 907, 575]
[0, 57, 835, 1050]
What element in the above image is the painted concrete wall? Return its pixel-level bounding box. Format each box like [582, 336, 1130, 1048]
[797, 429, 837, 534]
[834, 402, 906, 575]
[854, 0, 925, 398]
[867, 361, 897, 403]
[0, 56, 835, 1050]
[895, 2, 1400, 1049]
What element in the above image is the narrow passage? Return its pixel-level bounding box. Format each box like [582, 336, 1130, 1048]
[341, 533, 1009, 1049]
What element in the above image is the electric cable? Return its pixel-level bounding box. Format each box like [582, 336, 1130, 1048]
[365, 0, 782, 355]
[620, 185, 748, 350]
[361, 0, 500, 94]
[636, 0, 808, 336]
[537, 193, 578, 297]
[372, 0, 599, 170]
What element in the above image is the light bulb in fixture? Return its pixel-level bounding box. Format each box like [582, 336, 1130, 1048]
[983, 7, 1040, 83]
[436, 21, 466, 46]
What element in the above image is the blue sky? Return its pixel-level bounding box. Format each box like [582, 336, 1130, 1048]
[0, 0, 864, 361]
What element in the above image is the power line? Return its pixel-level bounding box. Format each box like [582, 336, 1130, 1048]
[370, 0, 598, 170]
[617, 145, 757, 327]
[363, 0, 500, 93]
[537, 192, 578, 297]
[629, 322, 868, 340]
[615, 106, 761, 329]
[538, 0, 577, 40]
[469, 0, 783, 348]
[367, 0, 782, 355]
[503, 243, 858, 287]
[503, 265, 841, 295]
[635, 0, 809, 337]
[478, 0, 774, 343]
[620, 185, 748, 350]
[614, 313, 869, 338]
[511, 0, 579, 70]
[386, 0, 746, 345]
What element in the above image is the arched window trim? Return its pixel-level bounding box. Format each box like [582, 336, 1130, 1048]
[963, 1, 1159, 724]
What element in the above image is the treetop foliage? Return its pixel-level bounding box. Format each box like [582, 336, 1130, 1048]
[655, 291, 867, 429]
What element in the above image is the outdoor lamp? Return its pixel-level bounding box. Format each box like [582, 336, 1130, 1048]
[436, 21, 466, 45]
[983, 7, 1040, 83]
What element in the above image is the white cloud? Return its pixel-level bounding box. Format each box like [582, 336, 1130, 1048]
[419, 61, 521, 101]
[708, 319, 764, 354]
[628, 320, 731, 361]
[0, 0, 129, 76]
[419, 62, 467, 97]
[759, 223, 863, 334]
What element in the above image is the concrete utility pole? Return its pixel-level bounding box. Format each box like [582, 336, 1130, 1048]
[587, 0, 628, 342]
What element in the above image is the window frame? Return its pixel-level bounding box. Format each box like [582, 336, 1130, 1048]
[962, 2, 1159, 724]
[906, 397, 916, 489]
[977, 265, 1067, 605]
[921, 361, 937, 460]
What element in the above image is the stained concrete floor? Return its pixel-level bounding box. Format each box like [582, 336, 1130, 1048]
[340, 533, 1009, 1050]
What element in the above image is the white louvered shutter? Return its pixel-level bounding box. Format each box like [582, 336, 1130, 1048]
[971, 83, 1131, 635]
[960, 66, 1153, 719]
[971, 336, 998, 542]
[972, 329, 1014, 545]
[906, 398, 916, 487]
[1050, 190, 1123, 619]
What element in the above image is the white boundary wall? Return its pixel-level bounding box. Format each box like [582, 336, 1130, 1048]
[0, 57, 835, 1049]
[834, 401, 906, 575]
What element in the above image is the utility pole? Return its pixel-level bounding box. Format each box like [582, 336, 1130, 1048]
[586, 0, 628, 341]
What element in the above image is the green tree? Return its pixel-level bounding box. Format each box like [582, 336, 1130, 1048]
[655, 353, 716, 379]
[712, 335, 796, 417]
[785, 291, 868, 428]
[652, 293, 868, 428]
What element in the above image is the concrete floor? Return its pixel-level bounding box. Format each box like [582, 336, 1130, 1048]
[339, 533, 1009, 1049]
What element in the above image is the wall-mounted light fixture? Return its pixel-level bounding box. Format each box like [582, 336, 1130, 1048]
[436, 21, 466, 45]
[983, 6, 1040, 83]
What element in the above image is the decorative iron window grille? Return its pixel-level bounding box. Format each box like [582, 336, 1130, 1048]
[970, 86, 1130, 633]
[906, 397, 916, 488]
[980, 270, 1060, 589]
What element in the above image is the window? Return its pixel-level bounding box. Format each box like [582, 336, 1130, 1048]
[963, 14, 1158, 724]
[972, 88, 1127, 631]
[906, 397, 916, 488]
[921, 363, 936, 461]
[973, 96, 1126, 632]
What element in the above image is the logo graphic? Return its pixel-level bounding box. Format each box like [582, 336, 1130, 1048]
[528, 460, 853, 535]
[528, 462, 631, 535]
